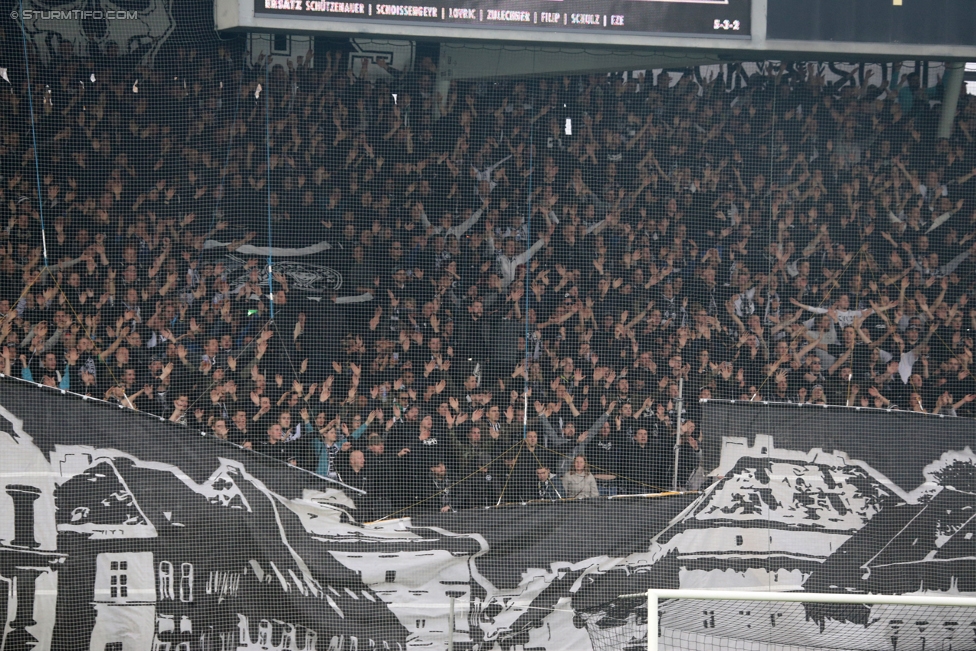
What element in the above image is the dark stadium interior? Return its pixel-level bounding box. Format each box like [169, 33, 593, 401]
[1, 2, 975, 520]
[2, 1, 976, 649]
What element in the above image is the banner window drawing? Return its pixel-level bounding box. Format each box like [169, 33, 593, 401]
[3, 381, 976, 651]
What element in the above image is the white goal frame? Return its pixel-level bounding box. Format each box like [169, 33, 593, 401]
[639, 589, 976, 651]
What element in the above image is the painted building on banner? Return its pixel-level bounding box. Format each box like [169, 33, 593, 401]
[572, 442, 976, 651]
[52, 453, 241, 651]
[0, 380, 408, 651]
[323, 527, 486, 650]
[0, 409, 64, 651]
[5, 384, 976, 651]
[650, 434, 905, 591]
[52, 449, 407, 651]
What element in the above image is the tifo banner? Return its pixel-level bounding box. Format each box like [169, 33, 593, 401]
[699, 400, 976, 494]
[1, 381, 974, 651]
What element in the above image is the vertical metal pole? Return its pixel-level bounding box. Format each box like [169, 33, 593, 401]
[648, 591, 658, 651]
[938, 61, 966, 139]
[18, 0, 48, 269]
[750, 0, 766, 50]
[264, 42, 275, 321]
[434, 76, 452, 120]
[672, 378, 684, 491]
[447, 595, 455, 651]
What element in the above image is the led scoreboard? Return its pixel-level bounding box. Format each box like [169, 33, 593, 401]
[769, 0, 976, 46]
[255, 0, 751, 38]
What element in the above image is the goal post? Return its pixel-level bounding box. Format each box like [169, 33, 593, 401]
[618, 589, 976, 651]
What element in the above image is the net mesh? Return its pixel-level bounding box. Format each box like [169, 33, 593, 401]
[1, 1, 976, 649]
[587, 596, 976, 651]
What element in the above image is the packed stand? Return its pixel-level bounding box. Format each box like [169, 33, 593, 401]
[2, 41, 975, 519]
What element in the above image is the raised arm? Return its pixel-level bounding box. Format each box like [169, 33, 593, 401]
[789, 297, 828, 314]
[539, 412, 559, 442]
[937, 241, 976, 277]
[725, 298, 747, 336]
[418, 205, 434, 231]
[829, 347, 854, 376]
[451, 199, 489, 239]
[512, 233, 549, 267]
[577, 403, 615, 452]
[770, 310, 803, 337]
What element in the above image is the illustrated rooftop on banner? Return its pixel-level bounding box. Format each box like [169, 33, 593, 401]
[1, 382, 974, 650]
[5, 1, 976, 649]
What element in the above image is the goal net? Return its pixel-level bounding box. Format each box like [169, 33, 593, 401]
[582, 590, 976, 651]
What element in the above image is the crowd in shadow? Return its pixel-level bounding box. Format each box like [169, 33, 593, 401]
[2, 37, 975, 518]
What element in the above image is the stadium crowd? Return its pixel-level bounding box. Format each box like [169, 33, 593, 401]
[2, 39, 976, 519]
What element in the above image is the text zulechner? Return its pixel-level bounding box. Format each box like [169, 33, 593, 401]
[486, 9, 531, 21]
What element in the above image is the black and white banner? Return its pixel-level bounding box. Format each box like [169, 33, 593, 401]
[0, 382, 973, 651]
[212, 251, 345, 295]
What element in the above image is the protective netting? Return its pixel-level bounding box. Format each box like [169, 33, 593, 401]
[2, 2, 976, 649]
[586, 596, 976, 651]
[3, 27, 971, 517]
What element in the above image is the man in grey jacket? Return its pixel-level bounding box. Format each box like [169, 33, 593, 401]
[538, 401, 616, 475]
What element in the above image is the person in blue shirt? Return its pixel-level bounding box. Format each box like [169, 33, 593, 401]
[21, 350, 71, 390]
[311, 409, 376, 479]
[313, 424, 348, 481]
[897, 72, 940, 115]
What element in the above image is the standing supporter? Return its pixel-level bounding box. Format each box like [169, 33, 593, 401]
[2, 44, 975, 512]
[258, 423, 299, 466]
